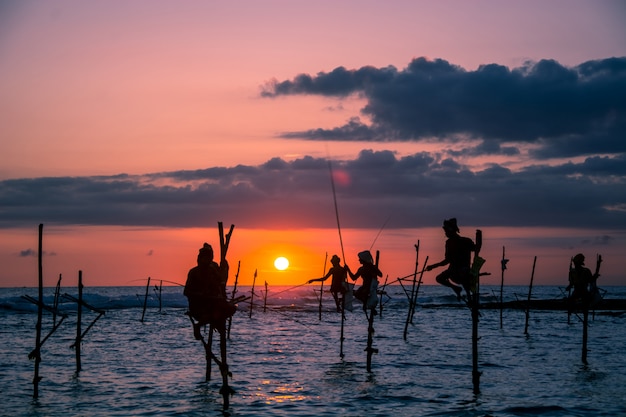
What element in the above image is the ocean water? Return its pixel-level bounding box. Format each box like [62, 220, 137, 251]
[1, 284, 625, 416]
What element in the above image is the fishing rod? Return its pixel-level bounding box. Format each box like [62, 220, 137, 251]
[327, 158, 346, 263]
[271, 281, 311, 296]
[369, 215, 391, 251]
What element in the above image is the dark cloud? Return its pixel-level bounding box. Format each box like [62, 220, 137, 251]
[263, 57, 626, 159]
[1, 151, 624, 231]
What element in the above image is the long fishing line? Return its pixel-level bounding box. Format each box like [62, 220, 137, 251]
[327, 158, 346, 263]
[369, 215, 391, 251]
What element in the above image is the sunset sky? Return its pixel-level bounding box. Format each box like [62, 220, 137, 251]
[1, 0, 625, 289]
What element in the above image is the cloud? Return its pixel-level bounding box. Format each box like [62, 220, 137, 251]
[1, 151, 624, 231]
[263, 57, 626, 159]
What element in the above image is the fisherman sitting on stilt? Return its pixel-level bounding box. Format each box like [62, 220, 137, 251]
[346, 250, 382, 313]
[426, 218, 482, 301]
[184, 243, 236, 340]
[308, 254, 348, 312]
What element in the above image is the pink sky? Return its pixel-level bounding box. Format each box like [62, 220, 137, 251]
[1, 1, 625, 287]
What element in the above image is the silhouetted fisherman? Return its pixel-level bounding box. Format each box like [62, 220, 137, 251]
[347, 250, 382, 313]
[567, 253, 600, 307]
[308, 254, 348, 312]
[426, 218, 482, 300]
[184, 243, 236, 339]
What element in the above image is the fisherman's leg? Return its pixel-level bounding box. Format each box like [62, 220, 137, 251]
[332, 291, 341, 312]
[436, 271, 463, 300]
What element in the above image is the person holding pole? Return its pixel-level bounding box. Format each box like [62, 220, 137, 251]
[184, 243, 236, 340]
[308, 254, 348, 312]
[566, 253, 599, 305]
[347, 250, 382, 313]
[426, 218, 482, 301]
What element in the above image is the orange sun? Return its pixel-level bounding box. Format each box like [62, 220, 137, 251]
[274, 256, 289, 271]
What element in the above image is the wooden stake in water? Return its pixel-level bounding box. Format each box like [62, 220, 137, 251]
[75, 271, 83, 374]
[141, 277, 151, 323]
[263, 281, 268, 313]
[318, 252, 328, 321]
[366, 250, 381, 372]
[33, 223, 44, 399]
[53, 274, 62, 326]
[227, 261, 240, 339]
[500, 246, 507, 329]
[524, 256, 537, 335]
[249, 269, 257, 319]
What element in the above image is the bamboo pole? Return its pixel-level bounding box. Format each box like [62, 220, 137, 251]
[403, 242, 420, 340]
[318, 252, 327, 321]
[75, 271, 83, 374]
[499, 246, 507, 329]
[217, 221, 235, 410]
[524, 256, 537, 336]
[33, 224, 44, 398]
[227, 261, 240, 339]
[366, 251, 380, 372]
[53, 274, 62, 326]
[582, 309, 589, 364]
[249, 270, 257, 319]
[140, 277, 151, 322]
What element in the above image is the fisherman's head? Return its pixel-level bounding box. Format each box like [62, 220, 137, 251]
[197, 243, 214, 265]
[443, 218, 460, 237]
[331, 254, 341, 265]
[573, 253, 585, 266]
[357, 250, 373, 265]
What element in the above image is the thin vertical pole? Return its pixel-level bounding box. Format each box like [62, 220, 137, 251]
[366, 250, 380, 372]
[227, 261, 240, 339]
[524, 256, 537, 335]
[318, 252, 327, 321]
[403, 243, 420, 340]
[263, 281, 268, 313]
[582, 309, 589, 364]
[33, 223, 44, 399]
[499, 246, 506, 329]
[141, 277, 151, 322]
[53, 274, 62, 326]
[249, 270, 257, 318]
[75, 271, 83, 374]
[471, 274, 481, 394]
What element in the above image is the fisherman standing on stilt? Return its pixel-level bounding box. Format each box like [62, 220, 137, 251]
[308, 254, 348, 312]
[347, 250, 382, 313]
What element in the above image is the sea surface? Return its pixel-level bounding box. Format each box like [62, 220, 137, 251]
[1, 284, 625, 416]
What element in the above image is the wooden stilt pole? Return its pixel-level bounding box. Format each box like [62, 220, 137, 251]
[53, 274, 62, 326]
[75, 271, 83, 374]
[366, 251, 380, 372]
[249, 270, 257, 319]
[471, 285, 480, 394]
[217, 222, 235, 410]
[339, 291, 346, 358]
[33, 224, 44, 399]
[582, 308, 589, 365]
[141, 277, 151, 323]
[263, 281, 268, 313]
[403, 242, 420, 340]
[524, 256, 537, 336]
[318, 252, 327, 321]
[155, 280, 163, 313]
[206, 326, 214, 381]
[227, 261, 240, 339]
[499, 246, 507, 329]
